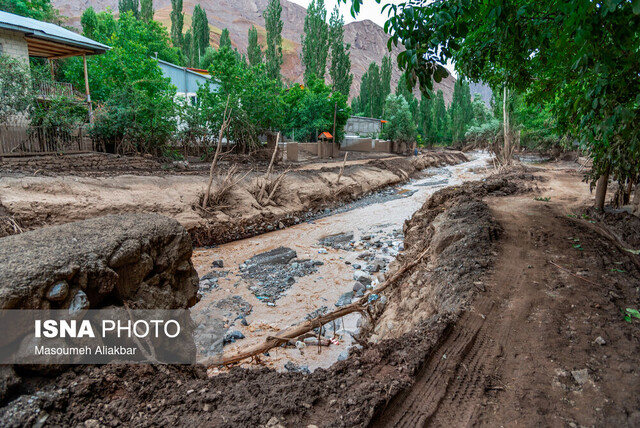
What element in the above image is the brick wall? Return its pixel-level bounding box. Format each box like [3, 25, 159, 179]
[0, 29, 29, 64]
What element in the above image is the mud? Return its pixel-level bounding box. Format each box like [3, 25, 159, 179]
[0, 151, 467, 247]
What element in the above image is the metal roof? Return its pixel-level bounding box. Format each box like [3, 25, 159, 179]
[0, 10, 110, 55]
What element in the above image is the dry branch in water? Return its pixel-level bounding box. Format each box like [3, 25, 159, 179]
[204, 246, 431, 367]
[253, 133, 289, 206]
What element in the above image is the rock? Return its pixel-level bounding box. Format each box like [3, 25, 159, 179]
[352, 282, 365, 293]
[352, 263, 361, 270]
[595, 336, 606, 346]
[223, 330, 245, 344]
[278, 222, 285, 229]
[353, 272, 372, 286]
[84, 420, 101, 428]
[284, 361, 310, 374]
[335, 291, 354, 307]
[68, 290, 90, 315]
[318, 248, 328, 254]
[45, 281, 68, 302]
[571, 368, 589, 385]
[0, 214, 198, 312]
[0, 366, 20, 403]
[323, 208, 331, 215]
[243, 247, 297, 270]
[210, 260, 224, 268]
[319, 232, 354, 248]
[337, 350, 349, 361]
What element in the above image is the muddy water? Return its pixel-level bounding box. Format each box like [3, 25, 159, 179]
[192, 152, 492, 373]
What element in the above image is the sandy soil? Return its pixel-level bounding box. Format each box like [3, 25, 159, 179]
[0, 151, 466, 245]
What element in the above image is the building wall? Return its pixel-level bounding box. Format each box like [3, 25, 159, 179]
[0, 28, 29, 64]
[345, 117, 382, 136]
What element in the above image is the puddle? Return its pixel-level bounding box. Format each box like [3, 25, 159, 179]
[191, 151, 493, 372]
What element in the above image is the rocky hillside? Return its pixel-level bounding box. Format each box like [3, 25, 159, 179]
[53, 0, 455, 106]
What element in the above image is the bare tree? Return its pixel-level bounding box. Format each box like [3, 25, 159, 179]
[202, 96, 232, 209]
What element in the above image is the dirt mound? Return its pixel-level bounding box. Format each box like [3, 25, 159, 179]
[0, 214, 199, 310]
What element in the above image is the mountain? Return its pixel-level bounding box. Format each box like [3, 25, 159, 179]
[52, 0, 455, 108]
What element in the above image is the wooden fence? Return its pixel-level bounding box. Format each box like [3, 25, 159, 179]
[0, 125, 94, 156]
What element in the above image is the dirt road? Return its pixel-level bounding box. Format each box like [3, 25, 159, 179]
[373, 166, 640, 427]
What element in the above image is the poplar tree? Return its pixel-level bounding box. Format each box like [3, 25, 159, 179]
[140, 0, 153, 22]
[191, 5, 210, 59]
[170, 0, 183, 47]
[247, 25, 263, 66]
[118, 0, 139, 18]
[301, 0, 329, 83]
[80, 7, 98, 39]
[419, 91, 435, 143]
[328, 6, 352, 97]
[264, 0, 283, 81]
[381, 55, 392, 105]
[219, 28, 231, 49]
[433, 90, 448, 142]
[449, 77, 473, 143]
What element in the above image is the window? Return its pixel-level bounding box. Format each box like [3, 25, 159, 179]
[189, 95, 197, 106]
[0, 43, 3, 56]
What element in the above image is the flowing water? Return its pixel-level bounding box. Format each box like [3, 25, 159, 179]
[191, 152, 493, 373]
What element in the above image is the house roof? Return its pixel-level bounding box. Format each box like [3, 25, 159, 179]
[157, 59, 212, 80]
[0, 10, 110, 58]
[318, 131, 333, 139]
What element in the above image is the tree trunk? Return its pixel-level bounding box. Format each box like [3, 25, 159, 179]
[594, 164, 610, 211]
[502, 85, 511, 165]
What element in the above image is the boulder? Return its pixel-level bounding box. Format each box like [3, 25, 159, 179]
[0, 214, 199, 310]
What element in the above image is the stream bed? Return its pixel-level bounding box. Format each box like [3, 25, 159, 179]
[191, 152, 492, 373]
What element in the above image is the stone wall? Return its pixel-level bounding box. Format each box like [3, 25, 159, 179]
[0, 29, 29, 64]
[345, 117, 382, 136]
[0, 214, 199, 310]
[0, 153, 162, 174]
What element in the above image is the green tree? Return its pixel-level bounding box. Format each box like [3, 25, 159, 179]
[396, 72, 420, 126]
[264, 0, 283, 81]
[140, 0, 153, 22]
[352, 0, 640, 209]
[380, 55, 392, 111]
[118, 0, 139, 18]
[219, 28, 231, 49]
[0, 0, 61, 22]
[382, 94, 417, 143]
[353, 62, 382, 118]
[0, 56, 33, 125]
[170, 0, 183, 47]
[191, 5, 210, 60]
[449, 77, 473, 143]
[419, 92, 435, 144]
[282, 77, 351, 143]
[328, 6, 352, 97]
[247, 25, 263, 66]
[80, 7, 99, 40]
[433, 90, 448, 144]
[301, 0, 329, 83]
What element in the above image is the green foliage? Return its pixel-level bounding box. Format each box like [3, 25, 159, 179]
[247, 25, 263, 66]
[350, 0, 640, 187]
[219, 28, 231, 49]
[328, 6, 352, 97]
[31, 95, 87, 133]
[140, 0, 153, 22]
[197, 46, 284, 150]
[352, 57, 391, 119]
[170, 0, 183, 47]
[419, 92, 434, 144]
[80, 7, 99, 40]
[465, 119, 501, 147]
[63, 11, 178, 154]
[0, 0, 61, 22]
[382, 94, 417, 143]
[301, 0, 329, 83]
[264, 0, 283, 82]
[191, 5, 210, 59]
[624, 308, 640, 323]
[0, 56, 33, 125]
[395, 73, 419, 126]
[282, 77, 350, 143]
[449, 78, 473, 143]
[118, 0, 139, 18]
[433, 90, 448, 143]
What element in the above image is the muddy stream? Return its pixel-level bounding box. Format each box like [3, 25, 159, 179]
[191, 152, 492, 373]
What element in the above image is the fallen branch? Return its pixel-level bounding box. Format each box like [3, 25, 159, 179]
[548, 261, 601, 287]
[335, 152, 348, 185]
[256, 132, 280, 203]
[204, 246, 431, 367]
